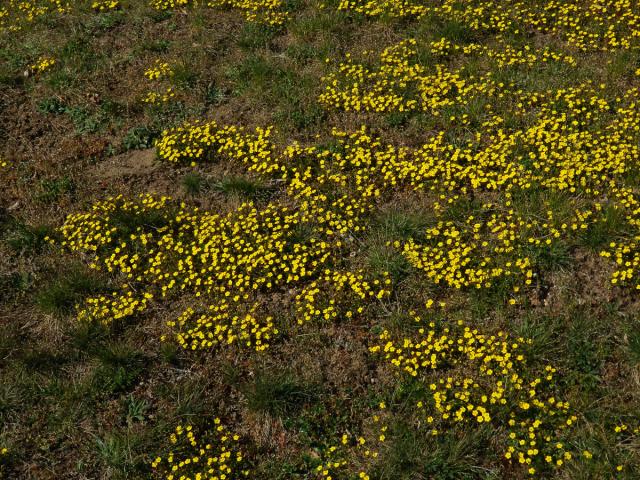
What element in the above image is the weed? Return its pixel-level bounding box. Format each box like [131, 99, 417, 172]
[124, 395, 148, 426]
[36, 97, 66, 114]
[367, 244, 411, 283]
[122, 126, 157, 151]
[37, 176, 75, 203]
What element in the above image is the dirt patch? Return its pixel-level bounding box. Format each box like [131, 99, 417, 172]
[85, 148, 178, 196]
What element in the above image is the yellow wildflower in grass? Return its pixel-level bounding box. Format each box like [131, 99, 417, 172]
[47, 26, 640, 476]
[337, 0, 640, 52]
[30, 56, 55, 74]
[313, 413, 388, 480]
[319, 37, 580, 118]
[151, 419, 250, 479]
[143, 61, 176, 105]
[370, 318, 579, 476]
[149, 0, 288, 25]
[399, 205, 597, 291]
[91, 0, 119, 11]
[427, 37, 576, 68]
[57, 75, 640, 353]
[143, 87, 176, 104]
[145, 60, 174, 81]
[0, 0, 70, 32]
[205, 0, 288, 25]
[148, 0, 190, 9]
[321, 41, 640, 293]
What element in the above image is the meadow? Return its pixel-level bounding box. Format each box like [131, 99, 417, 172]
[2, 0, 640, 478]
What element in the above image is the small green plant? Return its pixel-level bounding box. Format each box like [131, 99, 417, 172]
[122, 126, 157, 151]
[238, 22, 277, 49]
[85, 10, 125, 32]
[367, 244, 411, 283]
[94, 433, 133, 471]
[142, 39, 170, 53]
[385, 111, 411, 127]
[171, 64, 197, 88]
[375, 421, 494, 479]
[109, 207, 172, 236]
[124, 395, 148, 427]
[36, 97, 66, 114]
[374, 208, 432, 240]
[65, 106, 103, 134]
[0, 272, 32, 297]
[37, 177, 75, 203]
[580, 204, 629, 250]
[204, 83, 226, 105]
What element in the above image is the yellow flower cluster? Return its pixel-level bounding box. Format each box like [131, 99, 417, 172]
[144, 88, 176, 105]
[143, 60, 177, 105]
[54, 155, 389, 350]
[58, 75, 640, 346]
[145, 61, 174, 81]
[319, 38, 577, 116]
[371, 318, 579, 476]
[0, 0, 69, 32]
[314, 407, 388, 480]
[149, 0, 191, 10]
[600, 193, 640, 289]
[320, 39, 494, 114]
[398, 205, 595, 291]
[321, 40, 640, 293]
[295, 269, 390, 324]
[205, 0, 288, 25]
[30, 56, 55, 74]
[338, 0, 640, 51]
[149, 0, 288, 25]
[91, 0, 119, 11]
[78, 289, 153, 325]
[156, 120, 280, 173]
[428, 37, 576, 68]
[151, 418, 250, 480]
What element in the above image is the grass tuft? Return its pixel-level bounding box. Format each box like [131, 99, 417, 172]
[243, 371, 319, 417]
[36, 267, 107, 316]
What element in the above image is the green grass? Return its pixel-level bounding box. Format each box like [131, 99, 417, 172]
[376, 421, 497, 479]
[92, 343, 147, 395]
[243, 370, 320, 418]
[4, 221, 52, 254]
[182, 172, 206, 195]
[212, 175, 274, 199]
[36, 267, 108, 316]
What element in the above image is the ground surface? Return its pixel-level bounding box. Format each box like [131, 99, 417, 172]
[2, 1, 640, 479]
